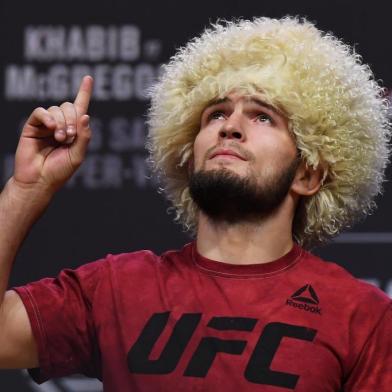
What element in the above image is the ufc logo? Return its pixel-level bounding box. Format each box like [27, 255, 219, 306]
[127, 312, 317, 389]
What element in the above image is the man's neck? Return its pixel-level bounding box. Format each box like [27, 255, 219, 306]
[196, 202, 295, 265]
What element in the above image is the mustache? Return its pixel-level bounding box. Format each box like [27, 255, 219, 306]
[204, 142, 255, 162]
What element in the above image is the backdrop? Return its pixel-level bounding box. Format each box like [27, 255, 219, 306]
[1, 0, 391, 390]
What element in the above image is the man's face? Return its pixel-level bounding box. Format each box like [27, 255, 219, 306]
[190, 91, 299, 222]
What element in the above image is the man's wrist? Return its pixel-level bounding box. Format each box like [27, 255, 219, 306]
[1, 177, 54, 213]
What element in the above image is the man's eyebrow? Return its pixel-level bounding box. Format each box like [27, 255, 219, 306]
[204, 97, 230, 109]
[203, 96, 281, 115]
[248, 97, 280, 115]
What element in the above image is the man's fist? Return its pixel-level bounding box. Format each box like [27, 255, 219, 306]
[13, 76, 94, 192]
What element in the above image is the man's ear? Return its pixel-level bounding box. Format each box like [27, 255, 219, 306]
[291, 160, 325, 196]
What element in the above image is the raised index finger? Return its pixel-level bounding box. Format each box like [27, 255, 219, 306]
[74, 75, 94, 115]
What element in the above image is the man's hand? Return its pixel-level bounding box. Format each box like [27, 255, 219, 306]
[0, 76, 94, 370]
[13, 75, 94, 193]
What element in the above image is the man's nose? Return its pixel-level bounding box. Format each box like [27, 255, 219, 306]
[218, 116, 244, 141]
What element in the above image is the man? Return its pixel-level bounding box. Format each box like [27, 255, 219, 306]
[0, 16, 391, 391]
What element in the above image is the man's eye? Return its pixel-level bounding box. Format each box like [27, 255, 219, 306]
[257, 113, 273, 123]
[209, 111, 225, 121]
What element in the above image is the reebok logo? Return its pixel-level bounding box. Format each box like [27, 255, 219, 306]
[286, 284, 322, 315]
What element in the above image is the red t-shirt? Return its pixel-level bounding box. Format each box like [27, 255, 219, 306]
[13, 242, 392, 391]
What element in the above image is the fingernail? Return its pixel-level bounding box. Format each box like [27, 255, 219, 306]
[83, 115, 90, 126]
[65, 136, 75, 145]
[55, 129, 66, 138]
[67, 126, 76, 136]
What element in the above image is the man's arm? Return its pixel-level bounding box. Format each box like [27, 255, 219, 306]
[0, 76, 93, 368]
[343, 304, 392, 391]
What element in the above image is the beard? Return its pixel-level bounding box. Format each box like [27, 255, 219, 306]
[189, 159, 299, 224]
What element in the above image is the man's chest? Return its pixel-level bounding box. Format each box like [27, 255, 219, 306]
[95, 281, 345, 391]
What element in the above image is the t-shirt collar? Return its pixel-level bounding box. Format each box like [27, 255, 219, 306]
[191, 241, 303, 278]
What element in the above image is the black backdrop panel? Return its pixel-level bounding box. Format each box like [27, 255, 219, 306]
[1, 0, 392, 390]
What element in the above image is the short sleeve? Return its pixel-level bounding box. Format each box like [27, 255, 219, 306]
[12, 259, 106, 383]
[343, 303, 392, 391]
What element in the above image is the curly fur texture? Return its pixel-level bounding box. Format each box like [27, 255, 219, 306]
[147, 16, 390, 248]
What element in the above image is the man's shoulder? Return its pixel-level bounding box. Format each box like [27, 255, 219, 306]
[103, 242, 193, 271]
[299, 248, 390, 310]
